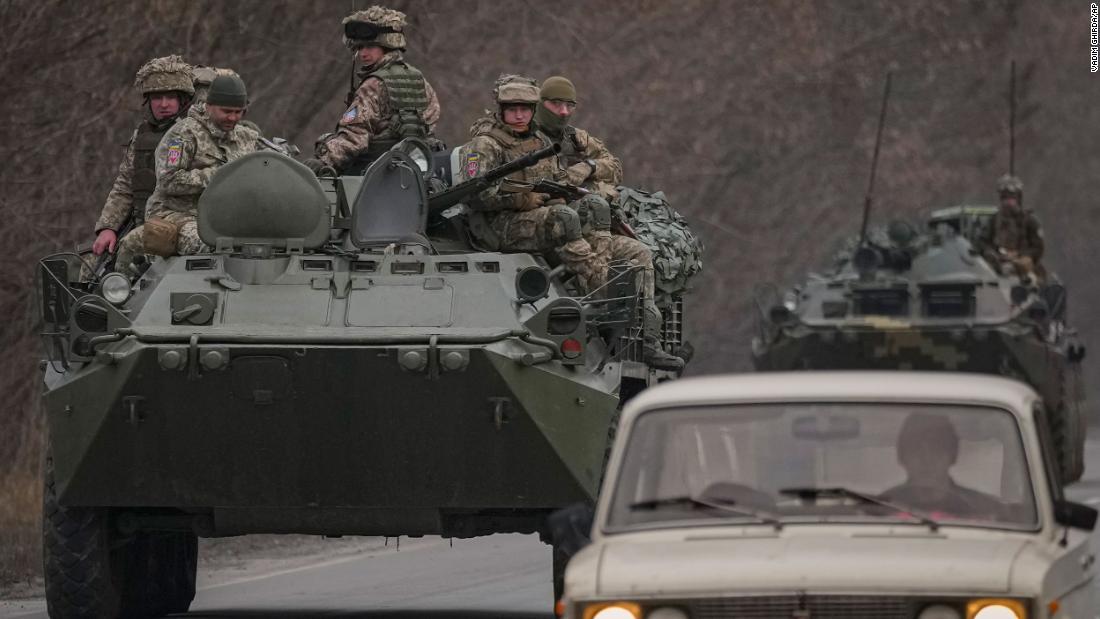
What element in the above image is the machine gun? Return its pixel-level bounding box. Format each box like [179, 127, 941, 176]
[427, 143, 560, 213]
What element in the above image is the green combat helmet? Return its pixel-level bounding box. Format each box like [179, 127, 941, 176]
[205, 74, 247, 108]
[134, 54, 194, 97]
[343, 5, 407, 51]
[494, 73, 540, 105]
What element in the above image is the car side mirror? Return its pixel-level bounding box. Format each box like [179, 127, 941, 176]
[1055, 500, 1098, 531]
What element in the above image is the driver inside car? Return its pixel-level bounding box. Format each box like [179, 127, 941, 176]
[881, 412, 1007, 519]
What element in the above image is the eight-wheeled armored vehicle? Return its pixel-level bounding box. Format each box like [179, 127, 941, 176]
[37, 140, 683, 617]
[752, 206, 1088, 483]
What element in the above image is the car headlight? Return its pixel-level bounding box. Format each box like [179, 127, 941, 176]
[646, 608, 689, 619]
[100, 272, 131, 306]
[583, 602, 641, 619]
[919, 604, 962, 619]
[967, 599, 1026, 619]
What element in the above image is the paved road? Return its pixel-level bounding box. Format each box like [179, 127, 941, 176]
[6, 439, 1100, 618]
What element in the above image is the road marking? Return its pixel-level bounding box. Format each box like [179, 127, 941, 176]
[197, 537, 446, 592]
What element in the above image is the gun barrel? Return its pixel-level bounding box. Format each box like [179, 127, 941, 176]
[428, 143, 560, 213]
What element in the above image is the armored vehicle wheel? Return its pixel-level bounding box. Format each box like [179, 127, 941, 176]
[43, 451, 196, 618]
[552, 543, 568, 602]
[1051, 404, 1085, 485]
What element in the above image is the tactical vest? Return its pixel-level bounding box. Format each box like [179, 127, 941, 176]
[130, 120, 173, 224]
[346, 60, 432, 173]
[483, 124, 555, 182]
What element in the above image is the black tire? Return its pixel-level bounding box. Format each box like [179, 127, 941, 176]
[43, 451, 195, 618]
[1050, 404, 1084, 485]
[551, 543, 569, 602]
[159, 531, 198, 614]
[43, 452, 123, 618]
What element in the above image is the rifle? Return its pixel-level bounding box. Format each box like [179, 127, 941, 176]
[92, 214, 139, 280]
[511, 179, 639, 239]
[427, 143, 560, 213]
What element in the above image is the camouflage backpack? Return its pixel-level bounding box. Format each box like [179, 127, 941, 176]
[612, 187, 704, 296]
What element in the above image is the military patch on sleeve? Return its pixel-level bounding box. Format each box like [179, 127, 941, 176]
[464, 153, 480, 178]
[342, 106, 358, 122]
[165, 138, 183, 166]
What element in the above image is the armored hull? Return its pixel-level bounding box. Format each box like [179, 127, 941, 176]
[752, 207, 1087, 483]
[38, 145, 675, 616]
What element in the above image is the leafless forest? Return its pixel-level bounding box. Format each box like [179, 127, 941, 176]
[1, 0, 1096, 585]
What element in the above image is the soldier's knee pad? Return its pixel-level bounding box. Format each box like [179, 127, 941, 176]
[573, 195, 611, 235]
[546, 204, 583, 242]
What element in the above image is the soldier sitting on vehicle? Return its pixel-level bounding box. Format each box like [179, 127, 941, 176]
[882, 413, 1006, 519]
[143, 74, 259, 258]
[535, 76, 684, 371]
[980, 174, 1046, 282]
[93, 55, 194, 278]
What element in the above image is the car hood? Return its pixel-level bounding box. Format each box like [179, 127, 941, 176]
[596, 533, 1029, 596]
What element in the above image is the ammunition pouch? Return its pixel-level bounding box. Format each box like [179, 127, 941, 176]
[143, 218, 180, 257]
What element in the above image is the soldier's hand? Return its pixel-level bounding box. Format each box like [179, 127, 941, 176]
[92, 229, 118, 255]
[565, 162, 593, 186]
[517, 192, 551, 211]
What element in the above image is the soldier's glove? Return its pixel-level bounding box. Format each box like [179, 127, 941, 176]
[565, 162, 593, 186]
[301, 158, 327, 175]
[515, 192, 550, 211]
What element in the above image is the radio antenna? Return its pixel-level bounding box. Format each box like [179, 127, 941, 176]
[858, 72, 892, 246]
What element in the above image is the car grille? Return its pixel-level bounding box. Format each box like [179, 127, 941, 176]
[691, 594, 912, 618]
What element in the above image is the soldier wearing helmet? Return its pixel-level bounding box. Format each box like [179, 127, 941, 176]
[141, 73, 259, 260]
[981, 174, 1045, 281]
[456, 75, 606, 294]
[90, 55, 194, 277]
[536, 76, 683, 371]
[306, 6, 441, 175]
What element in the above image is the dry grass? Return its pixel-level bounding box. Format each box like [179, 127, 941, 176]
[2, 0, 1097, 590]
[0, 471, 42, 590]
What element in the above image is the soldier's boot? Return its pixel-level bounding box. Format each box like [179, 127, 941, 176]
[557, 238, 607, 295]
[642, 302, 684, 372]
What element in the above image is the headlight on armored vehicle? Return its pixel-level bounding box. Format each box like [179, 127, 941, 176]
[99, 272, 131, 306]
[645, 608, 689, 619]
[582, 602, 641, 619]
[967, 599, 1026, 619]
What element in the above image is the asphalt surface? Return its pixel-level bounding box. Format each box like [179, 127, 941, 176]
[4, 439, 1100, 618]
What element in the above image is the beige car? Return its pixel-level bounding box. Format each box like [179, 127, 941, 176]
[561, 372, 1096, 619]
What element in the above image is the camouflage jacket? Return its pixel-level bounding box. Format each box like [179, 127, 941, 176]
[318, 51, 441, 170]
[146, 104, 259, 223]
[553, 126, 623, 190]
[94, 115, 177, 233]
[457, 116, 559, 212]
[984, 209, 1044, 262]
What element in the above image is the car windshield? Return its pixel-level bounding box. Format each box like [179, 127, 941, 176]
[607, 403, 1037, 531]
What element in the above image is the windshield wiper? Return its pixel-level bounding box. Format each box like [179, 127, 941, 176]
[779, 486, 940, 531]
[629, 495, 783, 530]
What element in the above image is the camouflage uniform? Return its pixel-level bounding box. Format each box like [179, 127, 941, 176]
[144, 103, 259, 256]
[458, 116, 607, 292]
[536, 75, 682, 370]
[94, 55, 194, 277]
[981, 175, 1045, 279]
[314, 7, 441, 174]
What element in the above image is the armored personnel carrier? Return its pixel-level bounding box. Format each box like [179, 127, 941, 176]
[751, 205, 1087, 484]
[37, 140, 680, 616]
